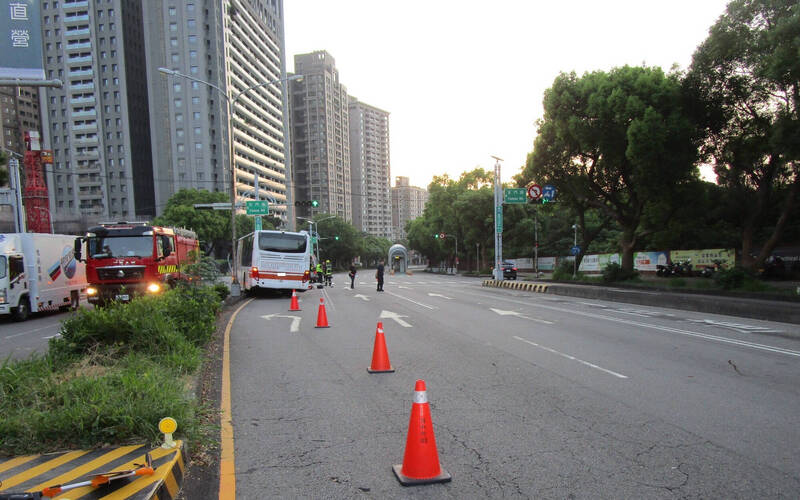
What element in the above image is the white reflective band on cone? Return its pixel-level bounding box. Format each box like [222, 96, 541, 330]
[413, 391, 428, 404]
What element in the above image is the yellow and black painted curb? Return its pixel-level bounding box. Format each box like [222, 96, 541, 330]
[0, 440, 185, 499]
[482, 279, 549, 293]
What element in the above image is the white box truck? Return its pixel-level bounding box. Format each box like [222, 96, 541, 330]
[0, 233, 87, 321]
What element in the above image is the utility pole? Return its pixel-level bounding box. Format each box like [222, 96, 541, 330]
[491, 155, 503, 281]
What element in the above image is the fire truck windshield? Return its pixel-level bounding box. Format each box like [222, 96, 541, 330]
[89, 236, 154, 258]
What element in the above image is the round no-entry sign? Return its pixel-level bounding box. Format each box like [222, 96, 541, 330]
[527, 184, 542, 200]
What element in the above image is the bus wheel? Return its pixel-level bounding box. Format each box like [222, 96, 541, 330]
[13, 296, 30, 321]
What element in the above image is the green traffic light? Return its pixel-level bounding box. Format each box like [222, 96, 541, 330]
[311, 200, 319, 207]
[434, 234, 439, 238]
[334, 235, 339, 240]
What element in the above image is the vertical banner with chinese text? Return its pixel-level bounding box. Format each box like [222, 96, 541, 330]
[0, 0, 44, 80]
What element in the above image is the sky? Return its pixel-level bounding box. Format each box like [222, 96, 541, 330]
[284, 0, 731, 188]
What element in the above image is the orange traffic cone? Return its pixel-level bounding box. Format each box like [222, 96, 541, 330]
[289, 289, 301, 311]
[315, 298, 330, 328]
[393, 380, 451, 486]
[367, 322, 394, 373]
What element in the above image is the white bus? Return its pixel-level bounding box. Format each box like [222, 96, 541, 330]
[239, 230, 314, 293]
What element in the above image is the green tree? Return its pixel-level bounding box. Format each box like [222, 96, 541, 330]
[315, 215, 360, 268]
[152, 189, 274, 257]
[360, 234, 392, 267]
[687, 0, 799, 270]
[521, 66, 701, 271]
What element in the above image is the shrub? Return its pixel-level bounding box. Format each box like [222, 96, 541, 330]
[51, 285, 221, 367]
[552, 260, 577, 280]
[601, 263, 639, 282]
[213, 282, 230, 301]
[714, 267, 749, 290]
[0, 353, 208, 455]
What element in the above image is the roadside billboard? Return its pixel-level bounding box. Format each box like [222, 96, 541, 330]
[670, 249, 735, 269]
[0, 0, 44, 80]
[634, 251, 668, 271]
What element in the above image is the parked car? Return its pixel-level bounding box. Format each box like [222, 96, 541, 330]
[502, 261, 517, 280]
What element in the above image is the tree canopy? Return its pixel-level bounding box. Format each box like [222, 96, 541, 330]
[688, 0, 800, 269]
[518, 66, 701, 270]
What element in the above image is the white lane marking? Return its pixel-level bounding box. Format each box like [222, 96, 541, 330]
[398, 286, 411, 289]
[384, 291, 436, 310]
[686, 319, 783, 334]
[514, 335, 628, 379]
[44, 334, 62, 339]
[261, 314, 302, 333]
[4, 324, 59, 339]
[379, 310, 413, 328]
[353, 294, 370, 301]
[427, 293, 452, 299]
[467, 290, 800, 358]
[490, 308, 554, 325]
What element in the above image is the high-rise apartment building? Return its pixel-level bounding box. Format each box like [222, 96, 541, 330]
[146, 0, 291, 219]
[0, 87, 40, 156]
[391, 176, 428, 241]
[41, 0, 154, 219]
[349, 97, 391, 238]
[289, 51, 351, 222]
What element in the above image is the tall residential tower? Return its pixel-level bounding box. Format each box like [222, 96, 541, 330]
[146, 0, 291, 220]
[289, 51, 351, 222]
[41, 0, 154, 219]
[349, 97, 391, 238]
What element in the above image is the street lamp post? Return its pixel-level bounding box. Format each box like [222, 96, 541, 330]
[158, 68, 301, 295]
[572, 223, 578, 279]
[297, 215, 336, 262]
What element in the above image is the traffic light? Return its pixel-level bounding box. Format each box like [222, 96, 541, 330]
[311, 200, 319, 207]
[334, 235, 339, 241]
[294, 200, 321, 207]
[434, 234, 439, 239]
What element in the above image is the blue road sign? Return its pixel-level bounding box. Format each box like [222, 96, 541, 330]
[570, 245, 581, 256]
[542, 185, 556, 201]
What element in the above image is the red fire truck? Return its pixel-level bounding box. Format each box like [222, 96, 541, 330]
[74, 222, 199, 305]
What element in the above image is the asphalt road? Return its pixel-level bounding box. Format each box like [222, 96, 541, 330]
[228, 272, 800, 498]
[0, 309, 69, 360]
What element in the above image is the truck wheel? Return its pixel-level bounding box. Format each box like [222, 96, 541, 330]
[13, 296, 30, 322]
[70, 291, 80, 310]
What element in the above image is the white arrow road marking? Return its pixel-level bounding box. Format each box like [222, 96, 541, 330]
[261, 314, 302, 333]
[353, 294, 370, 301]
[514, 335, 628, 379]
[427, 293, 452, 299]
[490, 308, 553, 325]
[470, 289, 800, 358]
[379, 310, 413, 328]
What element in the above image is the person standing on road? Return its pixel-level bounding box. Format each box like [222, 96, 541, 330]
[376, 260, 385, 292]
[349, 262, 357, 289]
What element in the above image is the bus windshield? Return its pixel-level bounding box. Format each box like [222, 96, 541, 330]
[0, 255, 6, 279]
[258, 232, 307, 253]
[88, 236, 154, 258]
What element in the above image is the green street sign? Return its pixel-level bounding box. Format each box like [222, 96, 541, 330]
[495, 205, 503, 233]
[246, 200, 269, 215]
[254, 216, 262, 231]
[504, 188, 527, 204]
